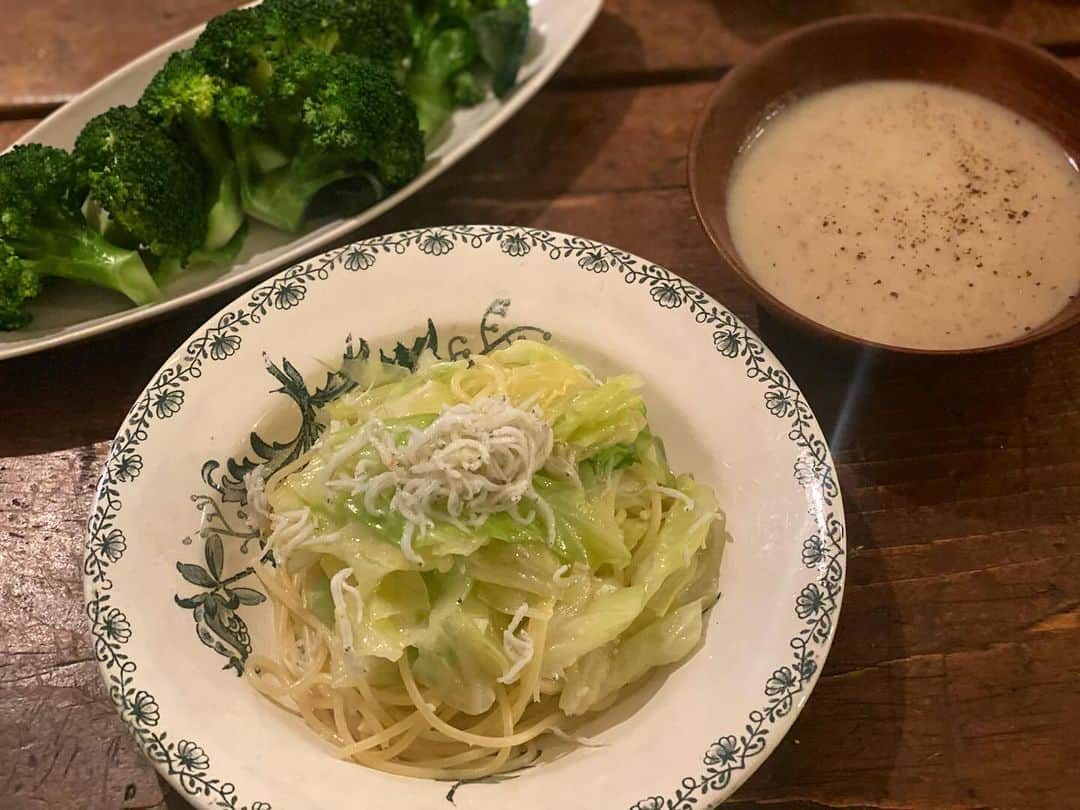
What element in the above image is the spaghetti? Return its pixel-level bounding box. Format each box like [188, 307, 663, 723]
[244, 340, 726, 779]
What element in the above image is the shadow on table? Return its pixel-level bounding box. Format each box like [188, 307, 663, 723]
[163, 781, 196, 809]
[0, 289, 240, 458]
[726, 308, 1037, 805]
[756, 306, 1036, 504]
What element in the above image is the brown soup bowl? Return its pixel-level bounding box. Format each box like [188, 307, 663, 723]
[688, 13, 1080, 355]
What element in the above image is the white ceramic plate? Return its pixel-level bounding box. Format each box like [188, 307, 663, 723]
[85, 226, 845, 809]
[0, 0, 601, 360]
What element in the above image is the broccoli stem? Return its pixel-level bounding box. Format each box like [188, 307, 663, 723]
[407, 32, 476, 137]
[190, 219, 249, 268]
[406, 28, 480, 137]
[249, 138, 290, 174]
[153, 221, 244, 287]
[240, 144, 368, 232]
[407, 72, 454, 137]
[185, 114, 245, 251]
[16, 225, 160, 305]
[204, 166, 245, 251]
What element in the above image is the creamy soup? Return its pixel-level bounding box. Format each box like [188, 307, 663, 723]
[726, 80, 1080, 349]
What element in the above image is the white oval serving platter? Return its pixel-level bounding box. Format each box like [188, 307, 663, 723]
[1, 1, 601, 360]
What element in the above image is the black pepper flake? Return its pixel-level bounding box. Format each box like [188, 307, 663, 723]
[874, 279, 882, 285]
[856, 251, 866, 260]
[889, 291, 899, 299]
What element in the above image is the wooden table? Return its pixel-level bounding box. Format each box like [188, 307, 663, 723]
[2, 2, 1079, 808]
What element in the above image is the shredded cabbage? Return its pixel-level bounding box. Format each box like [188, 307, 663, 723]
[260, 340, 727, 717]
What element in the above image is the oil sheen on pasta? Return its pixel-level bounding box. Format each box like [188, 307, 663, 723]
[245, 340, 726, 780]
[726, 80, 1080, 349]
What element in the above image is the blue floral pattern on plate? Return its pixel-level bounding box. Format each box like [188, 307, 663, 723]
[84, 226, 844, 810]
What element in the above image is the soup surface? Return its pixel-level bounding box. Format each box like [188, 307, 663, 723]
[726, 80, 1080, 349]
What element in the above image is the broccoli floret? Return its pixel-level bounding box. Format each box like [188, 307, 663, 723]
[405, 0, 530, 135]
[233, 49, 424, 231]
[262, 0, 345, 52]
[469, 0, 530, 96]
[339, 0, 412, 69]
[452, 70, 485, 106]
[194, 7, 276, 90]
[0, 144, 159, 328]
[195, 1, 410, 88]
[0, 243, 40, 330]
[406, 27, 479, 136]
[140, 50, 245, 251]
[74, 106, 207, 266]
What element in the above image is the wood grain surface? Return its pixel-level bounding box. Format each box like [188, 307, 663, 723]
[1, 2, 1079, 809]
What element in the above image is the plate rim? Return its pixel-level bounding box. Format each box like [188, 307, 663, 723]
[83, 225, 846, 810]
[0, 0, 603, 361]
